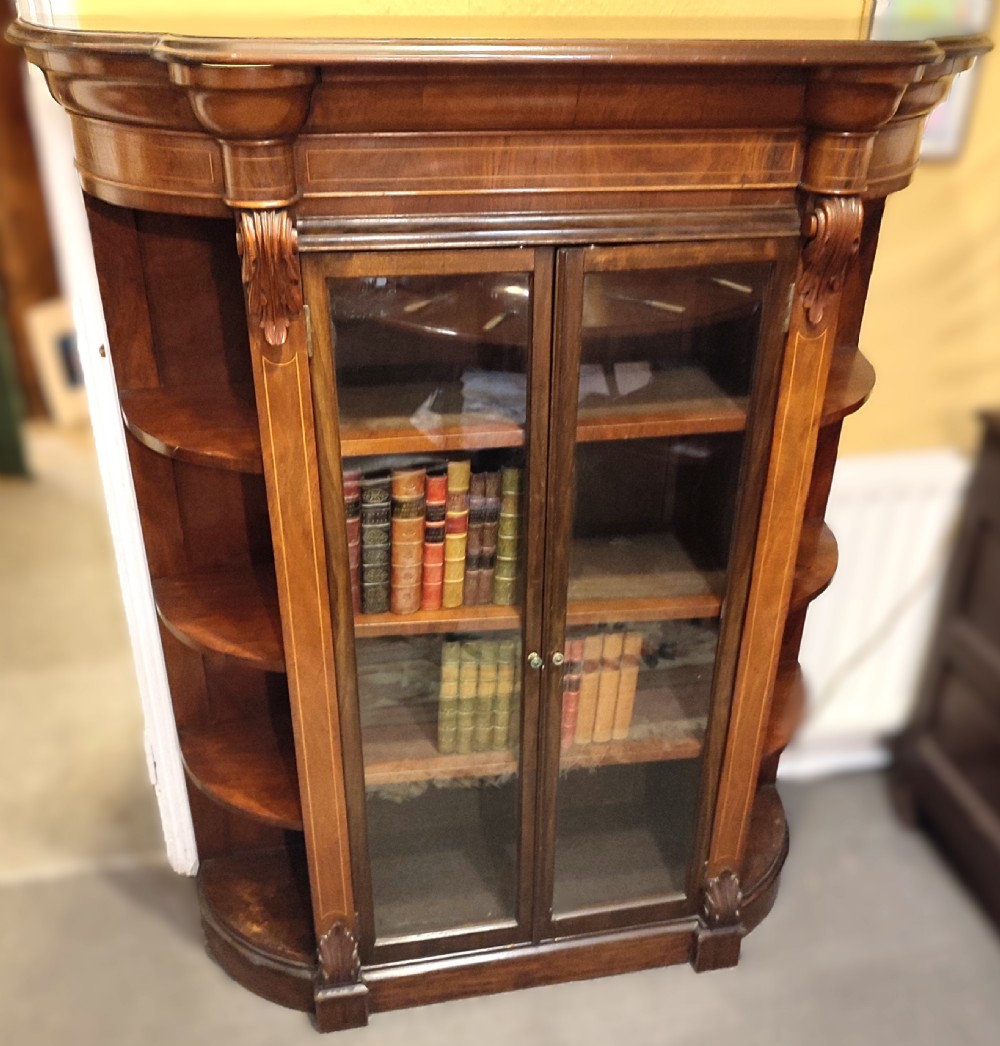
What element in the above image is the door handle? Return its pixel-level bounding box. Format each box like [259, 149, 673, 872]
[550, 651, 565, 667]
[527, 652, 544, 670]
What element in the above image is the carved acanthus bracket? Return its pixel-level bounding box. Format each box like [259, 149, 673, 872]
[236, 209, 303, 348]
[316, 922, 362, 987]
[702, 869, 743, 930]
[799, 196, 863, 329]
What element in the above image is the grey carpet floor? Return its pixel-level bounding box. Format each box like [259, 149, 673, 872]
[4, 426, 1000, 1044]
[3, 775, 1000, 1045]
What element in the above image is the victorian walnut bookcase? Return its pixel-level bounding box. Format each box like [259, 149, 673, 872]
[11, 17, 989, 1032]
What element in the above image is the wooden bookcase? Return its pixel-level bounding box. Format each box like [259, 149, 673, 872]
[11, 18, 989, 1032]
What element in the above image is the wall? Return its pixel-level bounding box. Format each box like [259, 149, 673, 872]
[846, 6, 999, 456]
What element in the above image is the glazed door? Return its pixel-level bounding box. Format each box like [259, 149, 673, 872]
[304, 249, 553, 962]
[537, 240, 797, 935]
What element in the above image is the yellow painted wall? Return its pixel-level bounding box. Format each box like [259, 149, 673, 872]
[845, 9, 1000, 455]
[69, 0, 871, 30]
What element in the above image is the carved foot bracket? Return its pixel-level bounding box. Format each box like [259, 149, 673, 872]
[692, 869, 744, 972]
[313, 922, 369, 1032]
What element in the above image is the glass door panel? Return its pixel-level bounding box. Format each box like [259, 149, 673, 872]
[313, 251, 548, 948]
[548, 245, 782, 919]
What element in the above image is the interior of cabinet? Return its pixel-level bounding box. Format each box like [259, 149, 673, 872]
[84, 199, 310, 911]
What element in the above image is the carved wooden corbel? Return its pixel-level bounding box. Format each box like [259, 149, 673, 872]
[799, 195, 863, 329]
[702, 868, 743, 930]
[236, 209, 303, 348]
[316, 922, 362, 988]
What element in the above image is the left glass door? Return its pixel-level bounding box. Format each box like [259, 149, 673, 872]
[304, 249, 552, 958]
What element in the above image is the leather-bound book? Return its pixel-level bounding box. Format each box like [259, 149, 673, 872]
[390, 467, 425, 615]
[493, 638, 517, 751]
[455, 640, 479, 754]
[560, 637, 585, 751]
[422, 466, 447, 609]
[437, 639, 461, 754]
[359, 470, 391, 614]
[611, 631, 643, 741]
[343, 468, 362, 614]
[442, 459, 470, 608]
[474, 640, 498, 751]
[574, 633, 605, 745]
[592, 631, 624, 743]
[464, 471, 486, 606]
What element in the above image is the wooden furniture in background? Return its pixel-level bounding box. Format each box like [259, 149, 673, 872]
[895, 412, 1000, 927]
[10, 18, 989, 1032]
[0, 9, 58, 419]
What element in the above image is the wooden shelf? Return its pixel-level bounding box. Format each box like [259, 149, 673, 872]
[355, 604, 520, 639]
[577, 366, 747, 442]
[361, 661, 707, 787]
[339, 382, 524, 458]
[763, 662, 806, 758]
[153, 565, 284, 672]
[822, 348, 875, 427]
[199, 847, 314, 971]
[568, 533, 725, 619]
[180, 717, 302, 830]
[121, 386, 263, 473]
[790, 521, 838, 611]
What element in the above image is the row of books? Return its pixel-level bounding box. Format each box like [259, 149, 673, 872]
[437, 637, 522, 755]
[344, 460, 524, 616]
[560, 631, 643, 750]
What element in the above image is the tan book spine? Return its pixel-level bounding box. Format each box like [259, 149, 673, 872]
[455, 640, 479, 755]
[611, 632, 643, 741]
[574, 634, 605, 745]
[592, 631, 624, 743]
[437, 639, 462, 754]
[473, 640, 498, 751]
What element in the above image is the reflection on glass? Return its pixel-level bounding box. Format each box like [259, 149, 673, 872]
[551, 259, 769, 916]
[328, 273, 531, 454]
[577, 262, 765, 435]
[358, 629, 522, 938]
[327, 266, 533, 942]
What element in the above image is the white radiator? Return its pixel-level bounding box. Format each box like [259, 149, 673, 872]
[779, 450, 971, 780]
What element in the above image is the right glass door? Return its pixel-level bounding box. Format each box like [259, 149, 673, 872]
[544, 240, 793, 925]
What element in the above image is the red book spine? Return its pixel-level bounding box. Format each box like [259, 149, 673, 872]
[560, 638, 585, 751]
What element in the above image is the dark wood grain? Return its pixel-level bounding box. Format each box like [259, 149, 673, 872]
[120, 385, 262, 472]
[153, 565, 284, 672]
[790, 520, 838, 611]
[23, 19, 988, 1029]
[180, 717, 302, 829]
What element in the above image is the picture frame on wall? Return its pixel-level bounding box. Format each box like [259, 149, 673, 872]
[24, 297, 88, 426]
[870, 0, 993, 159]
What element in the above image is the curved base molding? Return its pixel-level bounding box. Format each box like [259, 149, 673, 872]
[199, 785, 788, 1024]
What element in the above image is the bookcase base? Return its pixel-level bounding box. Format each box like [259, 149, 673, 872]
[198, 785, 788, 1028]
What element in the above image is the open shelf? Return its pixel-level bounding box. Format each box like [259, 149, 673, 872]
[822, 348, 876, 427]
[180, 717, 302, 830]
[199, 846, 315, 971]
[121, 386, 263, 473]
[763, 662, 806, 759]
[153, 565, 284, 672]
[790, 521, 837, 611]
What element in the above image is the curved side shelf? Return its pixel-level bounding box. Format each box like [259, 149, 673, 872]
[822, 348, 875, 427]
[180, 718, 302, 830]
[153, 566, 285, 672]
[740, 784, 789, 934]
[763, 662, 806, 759]
[121, 386, 263, 473]
[790, 520, 838, 611]
[199, 847, 315, 1013]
